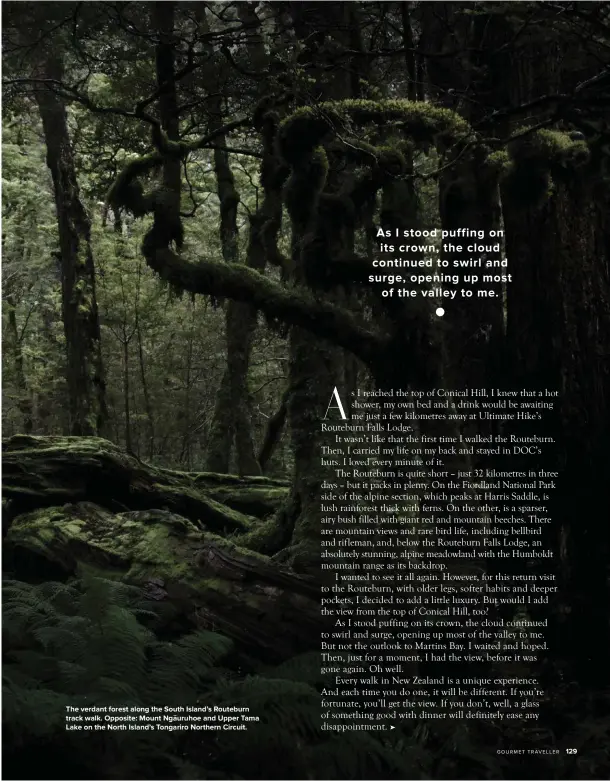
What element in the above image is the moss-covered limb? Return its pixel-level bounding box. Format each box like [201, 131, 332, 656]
[235, 515, 291, 556]
[106, 152, 163, 212]
[176, 470, 288, 488]
[2, 435, 257, 535]
[106, 119, 250, 213]
[507, 128, 590, 168]
[278, 102, 593, 189]
[143, 249, 386, 366]
[5, 503, 321, 661]
[278, 99, 474, 165]
[203, 485, 287, 518]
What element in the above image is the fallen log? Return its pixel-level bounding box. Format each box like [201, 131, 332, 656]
[4, 501, 321, 663]
[2, 435, 287, 535]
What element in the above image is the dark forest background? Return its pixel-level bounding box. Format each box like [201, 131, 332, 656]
[2, 2, 610, 779]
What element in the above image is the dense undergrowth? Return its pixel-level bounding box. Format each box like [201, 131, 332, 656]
[3, 569, 608, 780]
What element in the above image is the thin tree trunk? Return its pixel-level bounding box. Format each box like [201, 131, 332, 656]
[5, 294, 33, 433]
[122, 334, 132, 453]
[198, 4, 263, 475]
[401, 2, 418, 101]
[180, 302, 195, 469]
[136, 316, 155, 460]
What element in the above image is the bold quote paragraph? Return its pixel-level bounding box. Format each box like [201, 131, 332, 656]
[371, 227, 510, 301]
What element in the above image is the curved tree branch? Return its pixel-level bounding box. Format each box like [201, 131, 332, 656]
[146, 249, 385, 366]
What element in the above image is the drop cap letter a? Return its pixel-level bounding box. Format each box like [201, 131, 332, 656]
[325, 387, 347, 420]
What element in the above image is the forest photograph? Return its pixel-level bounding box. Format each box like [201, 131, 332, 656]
[2, 1, 610, 779]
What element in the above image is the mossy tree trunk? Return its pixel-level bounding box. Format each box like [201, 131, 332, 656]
[153, 1, 182, 232]
[503, 177, 610, 685]
[199, 4, 268, 476]
[280, 1, 358, 556]
[205, 369, 234, 473]
[35, 51, 107, 437]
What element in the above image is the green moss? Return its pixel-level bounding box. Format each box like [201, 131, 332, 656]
[205, 486, 287, 517]
[508, 129, 589, 171]
[150, 484, 253, 533]
[206, 529, 270, 564]
[191, 576, 234, 596]
[7, 501, 275, 586]
[236, 516, 286, 555]
[487, 149, 510, 175]
[376, 145, 408, 176]
[278, 99, 472, 167]
[7, 505, 130, 569]
[277, 108, 341, 166]
[3, 434, 125, 456]
[63, 521, 87, 535]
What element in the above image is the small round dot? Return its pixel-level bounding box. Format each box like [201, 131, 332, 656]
[436, 307, 445, 317]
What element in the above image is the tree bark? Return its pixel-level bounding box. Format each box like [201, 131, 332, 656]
[503, 175, 610, 685]
[258, 386, 290, 472]
[153, 1, 182, 224]
[35, 52, 107, 436]
[136, 311, 155, 460]
[205, 368, 234, 473]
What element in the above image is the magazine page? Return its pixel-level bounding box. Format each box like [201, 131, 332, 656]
[2, 2, 609, 780]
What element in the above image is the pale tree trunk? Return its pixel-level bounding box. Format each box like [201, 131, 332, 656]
[5, 293, 33, 434]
